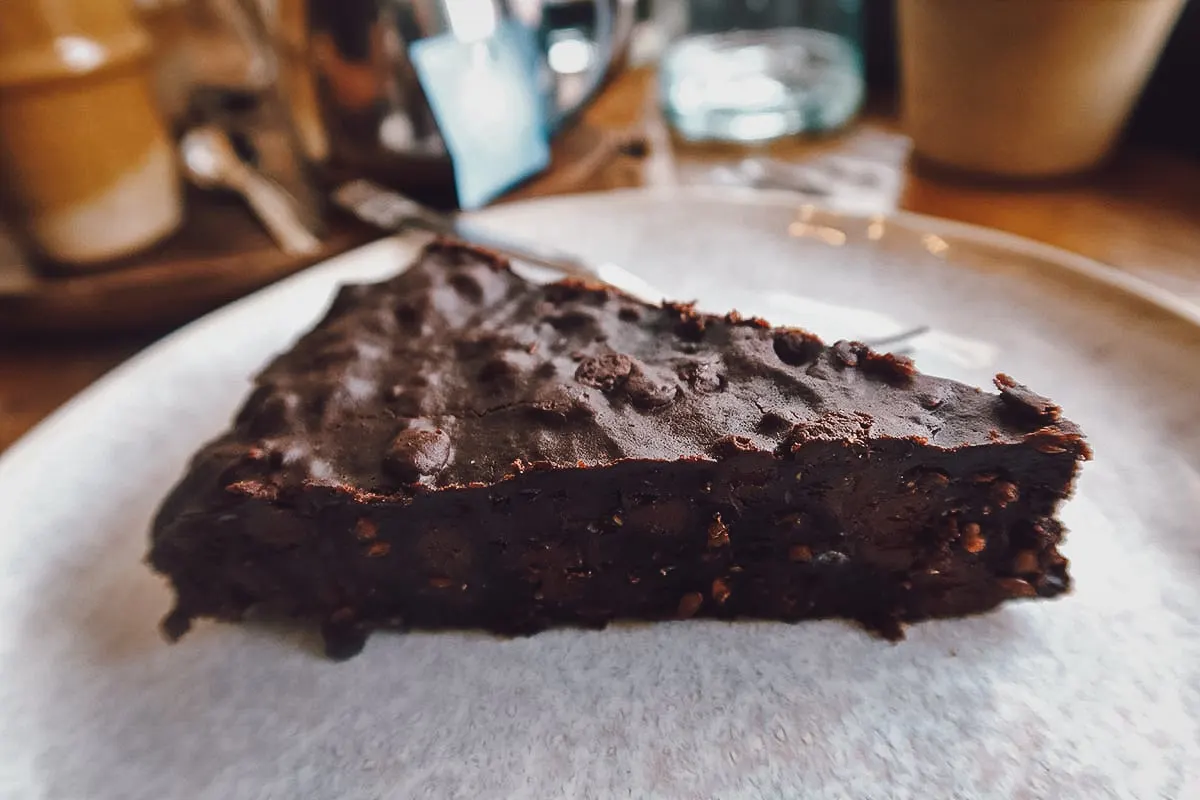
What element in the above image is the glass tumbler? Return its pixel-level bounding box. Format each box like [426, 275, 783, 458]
[654, 0, 864, 142]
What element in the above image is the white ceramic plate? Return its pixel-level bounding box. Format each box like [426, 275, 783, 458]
[2, 189, 1198, 800]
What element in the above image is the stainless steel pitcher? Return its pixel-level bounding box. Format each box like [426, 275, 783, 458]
[269, 0, 635, 205]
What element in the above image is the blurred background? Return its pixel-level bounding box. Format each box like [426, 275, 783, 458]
[1, 0, 1198, 449]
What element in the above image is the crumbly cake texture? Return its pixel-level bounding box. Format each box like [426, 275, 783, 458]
[149, 240, 1090, 658]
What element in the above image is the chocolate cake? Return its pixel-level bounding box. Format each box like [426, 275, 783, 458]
[149, 240, 1090, 658]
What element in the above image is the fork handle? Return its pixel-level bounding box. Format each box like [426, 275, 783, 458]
[331, 179, 600, 282]
[450, 220, 599, 281]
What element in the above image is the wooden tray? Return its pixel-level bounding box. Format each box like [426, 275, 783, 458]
[0, 124, 629, 336]
[0, 189, 376, 336]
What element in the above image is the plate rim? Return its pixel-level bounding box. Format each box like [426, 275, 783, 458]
[480, 185, 1200, 329]
[3, 185, 1199, 474]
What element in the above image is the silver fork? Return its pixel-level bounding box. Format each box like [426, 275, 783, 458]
[332, 179, 666, 305]
[331, 179, 927, 352]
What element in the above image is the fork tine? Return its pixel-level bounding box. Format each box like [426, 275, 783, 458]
[862, 325, 930, 348]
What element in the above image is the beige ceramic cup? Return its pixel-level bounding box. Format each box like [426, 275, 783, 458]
[897, 0, 1186, 178]
[0, 0, 183, 268]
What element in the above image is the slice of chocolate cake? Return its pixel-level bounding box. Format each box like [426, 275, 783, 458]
[149, 240, 1090, 658]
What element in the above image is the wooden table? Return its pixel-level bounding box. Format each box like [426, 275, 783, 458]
[3, 68, 1199, 454]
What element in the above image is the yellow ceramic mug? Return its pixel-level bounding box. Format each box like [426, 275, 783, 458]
[0, 0, 183, 268]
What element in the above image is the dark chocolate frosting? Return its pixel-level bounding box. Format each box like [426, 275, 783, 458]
[171, 240, 1087, 508]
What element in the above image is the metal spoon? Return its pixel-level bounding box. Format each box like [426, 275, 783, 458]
[180, 125, 322, 257]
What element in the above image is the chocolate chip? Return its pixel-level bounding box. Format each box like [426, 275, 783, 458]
[709, 434, 757, 459]
[574, 353, 634, 391]
[784, 410, 874, 446]
[355, 518, 378, 540]
[543, 278, 610, 305]
[859, 349, 917, 385]
[526, 386, 595, 422]
[994, 373, 1061, 424]
[677, 592, 704, 619]
[664, 301, 706, 341]
[917, 389, 948, 410]
[624, 369, 679, 410]
[831, 340, 859, 367]
[773, 328, 824, 366]
[757, 409, 794, 436]
[384, 428, 451, 483]
[711, 578, 732, 605]
[1021, 426, 1093, 459]
[321, 613, 368, 660]
[961, 523, 986, 554]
